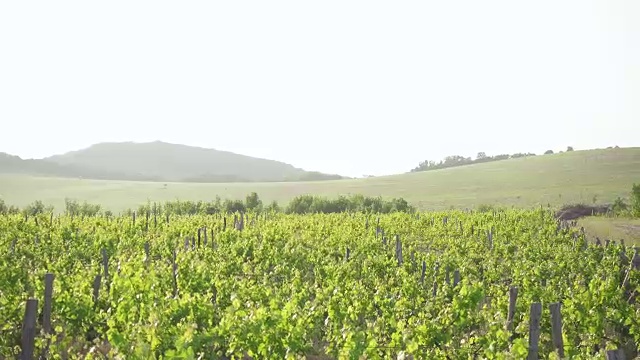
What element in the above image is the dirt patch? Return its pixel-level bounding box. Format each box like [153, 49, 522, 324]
[555, 204, 611, 221]
[617, 224, 640, 235]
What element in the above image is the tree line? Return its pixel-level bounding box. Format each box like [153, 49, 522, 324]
[410, 147, 575, 173]
[0, 193, 415, 217]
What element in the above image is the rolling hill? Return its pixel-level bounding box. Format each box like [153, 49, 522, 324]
[1, 147, 639, 212]
[1, 141, 344, 183]
[0, 152, 154, 180]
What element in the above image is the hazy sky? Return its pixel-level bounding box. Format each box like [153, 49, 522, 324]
[1, 1, 638, 177]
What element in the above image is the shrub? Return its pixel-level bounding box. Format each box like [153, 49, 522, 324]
[223, 199, 246, 214]
[612, 197, 628, 214]
[285, 194, 414, 214]
[265, 200, 280, 213]
[632, 183, 640, 217]
[24, 200, 51, 216]
[245, 192, 263, 212]
[476, 204, 495, 213]
[66, 199, 102, 217]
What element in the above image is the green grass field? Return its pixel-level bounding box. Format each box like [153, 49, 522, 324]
[1, 147, 639, 212]
[578, 217, 640, 245]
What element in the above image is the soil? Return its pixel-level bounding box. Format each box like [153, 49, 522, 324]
[617, 224, 640, 238]
[555, 204, 611, 221]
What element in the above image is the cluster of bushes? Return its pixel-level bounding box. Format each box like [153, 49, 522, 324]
[285, 194, 413, 214]
[133, 192, 271, 216]
[635, 183, 640, 217]
[411, 152, 538, 173]
[134, 193, 413, 216]
[0, 199, 101, 217]
[612, 183, 640, 217]
[411, 147, 580, 173]
[0, 199, 54, 216]
[0, 193, 415, 217]
[0, 199, 22, 215]
[0, 198, 106, 217]
[65, 199, 103, 217]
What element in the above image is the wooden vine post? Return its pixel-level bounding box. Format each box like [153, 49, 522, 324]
[527, 302, 542, 360]
[21, 299, 38, 360]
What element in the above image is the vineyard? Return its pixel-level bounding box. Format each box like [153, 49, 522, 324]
[1, 209, 639, 359]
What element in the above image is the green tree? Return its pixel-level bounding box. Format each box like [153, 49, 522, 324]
[632, 183, 640, 217]
[265, 200, 280, 213]
[245, 192, 263, 212]
[224, 199, 246, 214]
[612, 197, 628, 215]
[65, 198, 81, 216]
[544, 150, 554, 155]
[24, 200, 52, 216]
[80, 201, 101, 216]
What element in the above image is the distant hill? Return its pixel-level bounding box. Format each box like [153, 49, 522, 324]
[1, 141, 344, 182]
[0, 152, 154, 181]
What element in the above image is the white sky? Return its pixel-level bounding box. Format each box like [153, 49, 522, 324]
[1, 1, 638, 178]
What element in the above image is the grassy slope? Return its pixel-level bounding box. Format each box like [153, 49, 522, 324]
[578, 217, 640, 245]
[1, 147, 639, 212]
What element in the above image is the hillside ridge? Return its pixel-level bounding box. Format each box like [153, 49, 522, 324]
[1, 146, 639, 212]
[1, 141, 345, 183]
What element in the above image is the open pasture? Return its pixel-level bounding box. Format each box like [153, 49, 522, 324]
[2, 148, 640, 213]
